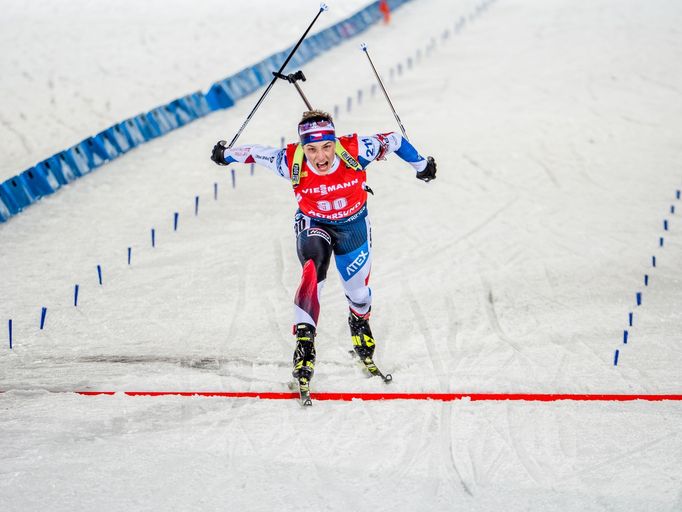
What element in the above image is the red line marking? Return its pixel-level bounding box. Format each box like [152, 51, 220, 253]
[69, 392, 682, 402]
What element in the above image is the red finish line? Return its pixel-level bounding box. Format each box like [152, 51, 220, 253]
[73, 391, 682, 402]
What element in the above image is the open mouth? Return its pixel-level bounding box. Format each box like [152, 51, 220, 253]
[316, 160, 330, 172]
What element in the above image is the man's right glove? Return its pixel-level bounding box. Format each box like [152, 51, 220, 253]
[416, 156, 437, 182]
[211, 140, 228, 166]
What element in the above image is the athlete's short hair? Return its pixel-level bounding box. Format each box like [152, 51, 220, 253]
[299, 110, 333, 126]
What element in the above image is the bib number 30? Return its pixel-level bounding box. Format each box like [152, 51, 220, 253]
[316, 197, 348, 212]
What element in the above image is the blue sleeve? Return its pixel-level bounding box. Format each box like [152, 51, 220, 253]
[357, 133, 427, 172]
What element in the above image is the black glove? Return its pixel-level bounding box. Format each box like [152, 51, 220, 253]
[416, 156, 437, 182]
[211, 140, 228, 165]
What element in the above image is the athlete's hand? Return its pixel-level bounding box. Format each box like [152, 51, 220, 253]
[210, 140, 228, 165]
[416, 156, 437, 182]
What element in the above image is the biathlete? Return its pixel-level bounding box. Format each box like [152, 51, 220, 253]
[210, 110, 436, 385]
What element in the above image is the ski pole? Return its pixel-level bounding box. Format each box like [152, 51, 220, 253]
[360, 43, 408, 139]
[273, 70, 314, 110]
[226, 3, 328, 148]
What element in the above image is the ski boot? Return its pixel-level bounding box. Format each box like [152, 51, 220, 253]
[348, 309, 376, 360]
[292, 323, 316, 406]
[348, 309, 392, 383]
[292, 323, 316, 380]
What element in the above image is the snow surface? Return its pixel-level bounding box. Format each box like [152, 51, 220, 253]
[1, 0, 681, 510]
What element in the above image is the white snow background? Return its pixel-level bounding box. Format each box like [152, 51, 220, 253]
[1, 0, 681, 510]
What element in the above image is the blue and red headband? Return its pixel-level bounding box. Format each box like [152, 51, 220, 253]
[298, 119, 336, 145]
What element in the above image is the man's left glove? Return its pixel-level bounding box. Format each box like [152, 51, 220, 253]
[211, 140, 228, 165]
[416, 156, 437, 182]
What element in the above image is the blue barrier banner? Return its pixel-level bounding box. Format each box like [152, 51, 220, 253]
[35, 158, 65, 189]
[134, 113, 159, 140]
[222, 78, 245, 101]
[272, 50, 289, 72]
[307, 34, 327, 56]
[254, 61, 275, 87]
[145, 110, 170, 136]
[61, 146, 91, 176]
[103, 125, 131, 153]
[0, 177, 34, 213]
[267, 54, 285, 72]
[160, 106, 182, 129]
[187, 92, 211, 117]
[250, 67, 267, 89]
[81, 136, 111, 168]
[155, 106, 179, 132]
[54, 153, 82, 183]
[167, 98, 197, 126]
[206, 83, 235, 110]
[297, 40, 314, 62]
[119, 119, 146, 147]
[0, 195, 10, 222]
[0, 181, 20, 215]
[289, 51, 304, 69]
[327, 25, 344, 46]
[96, 130, 123, 158]
[20, 167, 56, 198]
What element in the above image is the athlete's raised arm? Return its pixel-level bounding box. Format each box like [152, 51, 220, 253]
[210, 141, 290, 180]
[357, 132, 437, 182]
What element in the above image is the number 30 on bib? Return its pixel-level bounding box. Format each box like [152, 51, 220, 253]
[316, 198, 348, 212]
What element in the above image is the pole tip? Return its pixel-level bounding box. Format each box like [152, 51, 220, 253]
[320, 3, 329, 11]
[360, 43, 367, 51]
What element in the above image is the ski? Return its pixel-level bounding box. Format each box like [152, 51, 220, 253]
[349, 350, 393, 383]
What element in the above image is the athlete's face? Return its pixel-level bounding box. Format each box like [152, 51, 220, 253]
[303, 140, 335, 173]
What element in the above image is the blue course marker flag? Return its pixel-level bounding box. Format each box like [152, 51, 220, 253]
[174, 212, 179, 231]
[128, 247, 132, 265]
[40, 307, 47, 330]
[97, 264, 103, 285]
[8, 319, 13, 349]
[74, 284, 80, 307]
[214, 182, 218, 200]
[614, 349, 619, 366]
[231, 169, 236, 189]
[151, 228, 156, 247]
[195, 196, 200, 215]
